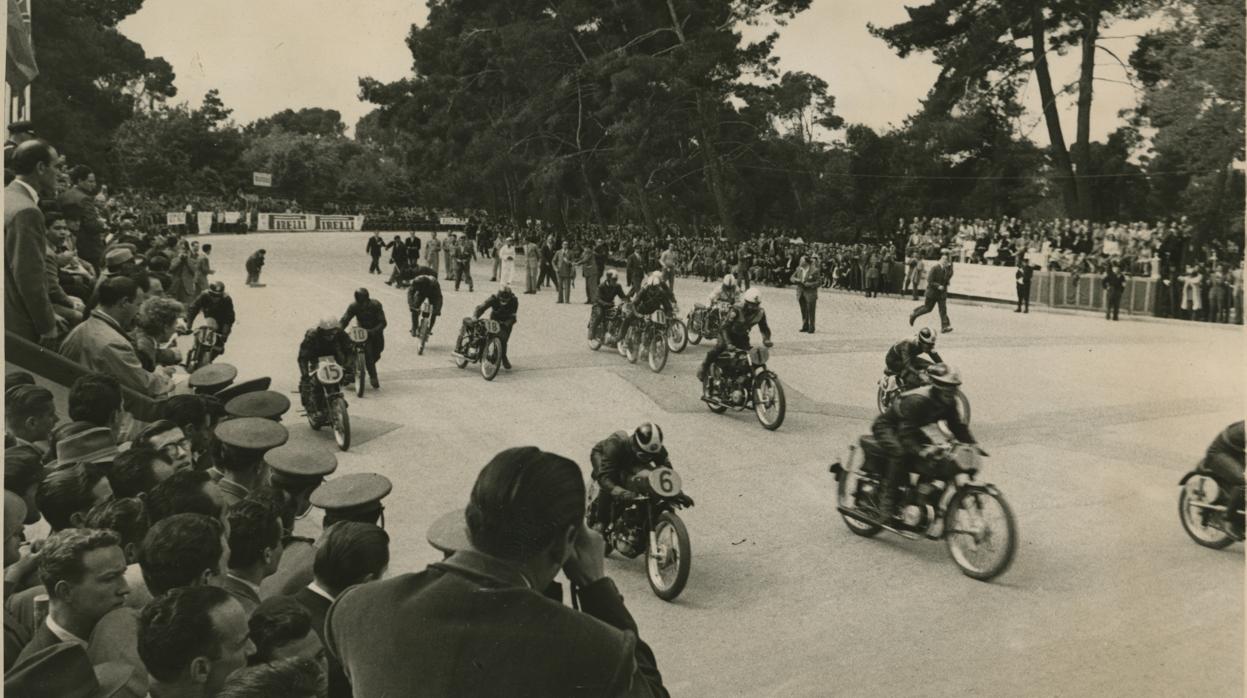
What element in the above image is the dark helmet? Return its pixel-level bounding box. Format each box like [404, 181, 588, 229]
[632, 422, 663, 454]
[208, 281, 225, 296]
[917, 327, 936, 347]
[354, 288, 370, 304]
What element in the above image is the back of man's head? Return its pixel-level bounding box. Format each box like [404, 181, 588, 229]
[67, 373, 123, 429]
[138, 585, 233, 683]
[36, 463, 108, 531]
[227, 495, 282, 573]
[108, 447, 171, 499]
[312, 521, 389, 595]
[247, 596, 314, 664]
[83, 496, 150, 558]
[161, 394, 208, 432]
[145, 469, 220, 523]
[69, 164, 93, 184]
[465, 446, 585, 561]
[11, 140, 55, 176]
[97, 275, 138, 308]
[139, 513, 225, 595]
[5, 384, 54, 432]
[216, 657, 325, 698]
[38, 527, 121, 594]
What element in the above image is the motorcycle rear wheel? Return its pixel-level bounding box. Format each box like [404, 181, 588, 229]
[667, 320, 688, 354]
[687, 318, 702, 345]
[418, 314, 430, 355]
[753, 373, 785, 430]
[330, 398, 351, 452]
[481, 337, 502, 381]
[355, 353, 366, 397]
[624, 329, 640, 364]
[1178, 485, 1235, 549]
[648, 332, 668, 373]
[945, 487, 1017, 581]
[837, 462, 882, 538]
[647, 511, 692, 601]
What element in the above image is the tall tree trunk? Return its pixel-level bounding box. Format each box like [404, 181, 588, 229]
[666, 0, 739, 241]
[575, 82, 607, 229]
[634, 178, 660, 238]
[1073, 8, 1099, 219]
[1029, 1, 1080, 217]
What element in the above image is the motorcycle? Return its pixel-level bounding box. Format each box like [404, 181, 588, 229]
[184, 320, 222, 372]
[587, 304, 628, 352]
[1178, 461, 1245, 549]
[665, 302, 688, 354]
[701, 345, 786, 430]
[305, 356, 351, 452]
[347, 326, 369, 398]
[415, 299, 433, 355]
[622, 308, 671, 373]
[453, 317, 505, 381]
[877, 368, 971, 435]
[589, 467, 693, 601]
[685, 302, 729, 346]
[828, 438, 1017, 581]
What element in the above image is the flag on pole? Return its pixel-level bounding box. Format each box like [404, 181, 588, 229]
[6, 0, 38, 91]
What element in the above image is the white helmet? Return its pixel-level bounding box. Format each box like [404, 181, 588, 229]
[742, 288, 761, 306]
[632, 422, 664, 454]
[318, 316, 339, 331]
[643, 271, 663, 287]
[722, 274, 736, 288]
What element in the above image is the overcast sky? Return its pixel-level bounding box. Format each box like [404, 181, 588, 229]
[119, 0, 1155, 143]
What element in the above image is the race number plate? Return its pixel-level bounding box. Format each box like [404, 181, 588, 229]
[648, 468, 682, 497]
[348, 327, 368, 343]
[484, 319, 501, 334]
[316, 357, 344, 384]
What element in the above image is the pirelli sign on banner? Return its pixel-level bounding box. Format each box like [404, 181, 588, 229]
[256, 213, 367, 232]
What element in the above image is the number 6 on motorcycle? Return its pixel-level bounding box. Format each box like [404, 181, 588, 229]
[649, 468, 682, 497]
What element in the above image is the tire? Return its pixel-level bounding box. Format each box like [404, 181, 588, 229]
[753, 372, 786, 430]
[955, 389, 971, 425]
[647, 511, 692, 601]
[481, 336, 502, 381]
[355, 353, 366, 397]
[837, 459, 882, 538]
[306, 408, 322, 431]
[877, 382, 888, 414]
[330, 398, 351, 452]
[418, 314, 430, 356]
[454, 354, 468, 369]
[687, 319, 703, 346]
[624, 328, 640, 364]
[648, 330, 669, 373]
[945, 487, 1017, 581]
[667, 320, 688, 354]
[1178, 482, 1235, 549]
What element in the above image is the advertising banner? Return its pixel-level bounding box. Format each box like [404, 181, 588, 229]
[197, 212, 214, 233]
[166, 212, 187, 226]
[223, 212, 242, 224]
[439, 216, 467, 227]
[253, 172, 273, 187]
[315, 214, 366, 231]
[921, 260, 1016, 302]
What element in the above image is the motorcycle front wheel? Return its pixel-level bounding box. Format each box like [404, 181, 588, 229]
[945, 487, 1017, 581]
[647, 511, 692, 601]
[837, 461, 882, 538]
[667, 320, 688, 354]
[481, 336, 502, 381]
[1178, 483, 1235, 549]
[753, 372, 786, 430]
[876, 382, 888, 414]
[624, 329, 640, 364]
[330, 398, 351, 451]
[355, 353, 366, 397]
[687, 317, 703, 345]
[648, 331, 668, 373]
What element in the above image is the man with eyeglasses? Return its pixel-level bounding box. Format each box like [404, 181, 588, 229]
[135, 420, 195, 473]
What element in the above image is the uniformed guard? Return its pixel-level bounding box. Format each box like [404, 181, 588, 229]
[225, 390, 291, 421]
[309, 473, 393, 528]
[213, 377, 273, 405]
[213, 417, 289, 507]
[426, 508, 472, 560]
[189, 363, 238, 395]
[259, 443, 340, 599]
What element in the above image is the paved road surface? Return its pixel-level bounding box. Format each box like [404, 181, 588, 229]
[196, 232, 1243, 696]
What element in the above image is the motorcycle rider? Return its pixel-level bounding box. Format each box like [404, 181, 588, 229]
[590, 270, 630, 341]
[297, 316, 352, 417]
[340, 288, 388, 389]
[697, 287, 773, 393]
[707, 274, 739, 307]
[406, 264, 443, 338]
[185, 281, 236, 357]
[588, 422, 693, 532]
[619, 271, 674, 344]
[470, 284, 519, 370]
[871, 363, 976, 522]
[1202, 420, 1245, 537]
[885, 327, 944, 391]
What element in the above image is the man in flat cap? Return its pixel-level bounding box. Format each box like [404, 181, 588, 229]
[324, 446, 668, 697]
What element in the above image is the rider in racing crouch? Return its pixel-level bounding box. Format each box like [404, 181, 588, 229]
[619, 272, 675, 344]
[870, 363, 978, 522]
[590, 270, 630, 340]
[185, 281, 236, 357]
[885, 327, 944, 391]
[588, 423, 694, 532]
[297, 316, 353, 415]
[1203, 420, 1245, 537]
[696, 287, 772, 394]
[406, 264, 443, 337]
[707, 274, 740, 307]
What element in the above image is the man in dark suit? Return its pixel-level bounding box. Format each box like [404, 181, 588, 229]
[57, 165, 105, 268]
[1102, 261, 1126, 321]
[14, 529, 129, 666]
[909, 251, 954, 332]
[365, 233, 385, 274]
[325, 446, 669, 697]
[1015, 254, 1037, 313]
[5, 140, 63, 346]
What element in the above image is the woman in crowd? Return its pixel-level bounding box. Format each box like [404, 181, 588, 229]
[133, 296, 186, 371]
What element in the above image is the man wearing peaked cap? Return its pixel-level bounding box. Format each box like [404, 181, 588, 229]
[189, 363, 238, 394]
[213, 377, 272, 405]
[258, 443, 341, 600]
[55, 426, 120, 468]
[225, 390, 291, 421]
[310, 473, 392, 528]
[214, 417, 288, 507]
[267, 443, 337, 516]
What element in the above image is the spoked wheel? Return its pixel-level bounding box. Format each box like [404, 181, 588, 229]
[355, 353, 366, 397]
[646, 511, 692, 601]
[753, 372, 786, 430]
[330, 398, 351, 452]
[481, 337, 502, 381]
[945, 487, 1017, 581]
[418, 313, 430, 355]
[666, 320, 688, 354]
[1178, 483, 1235, 549]
[624, 329, 640, 364]
[687, 319, 703, 345]
[648, 331, 669, 373]
[837, 461, 882, 538]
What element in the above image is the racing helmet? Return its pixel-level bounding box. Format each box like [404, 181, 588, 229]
[498, 283, 514, 297]
[927, 363, 962, 389]
[632, 422, 664, 454]
[917, 327, 936, 347]
[317, 316, 339, 332]
[643, 271, 663, 288]
[208, 281, 225, 296]
[604, 269, 617, 283]
[354, 287, 370, 304]
[722, 274, 736, 288]
[742, 288, 762, 306]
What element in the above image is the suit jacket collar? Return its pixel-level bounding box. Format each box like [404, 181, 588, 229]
[434, 549, 533, 590]
[9, 178, 39, 203]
